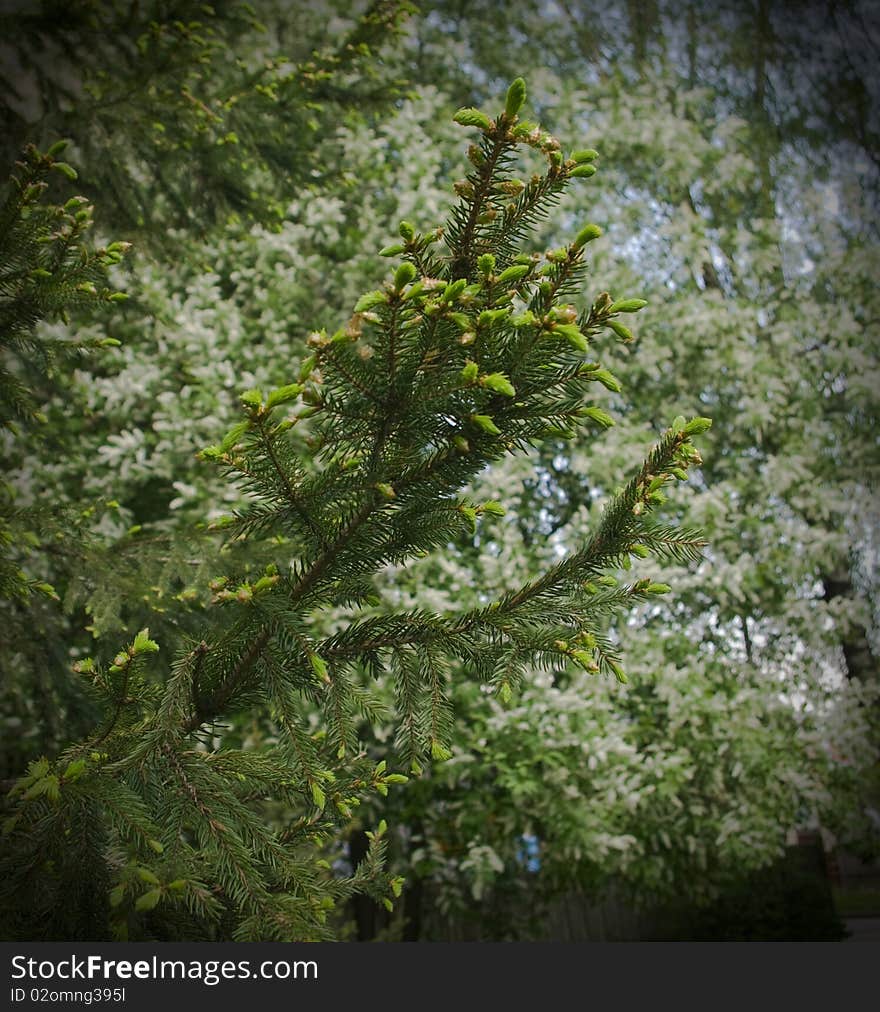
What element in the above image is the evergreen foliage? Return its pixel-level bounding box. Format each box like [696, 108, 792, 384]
[0, 80, 708, 941]
[0, 141, 137, 773]
[0, 141, 129, 657]
[0, 0, 413, 241]
[0, 141, 129, 430]
[341, 0, 879, 933]
[0, 0, 416, 778]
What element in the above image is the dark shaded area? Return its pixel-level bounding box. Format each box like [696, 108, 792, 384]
[0, 1, 411, 243]
[356, 839, 846, 941]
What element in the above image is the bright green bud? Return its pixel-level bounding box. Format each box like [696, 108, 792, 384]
[683, 416, 713, 435]
[609, 298, 648, 313]
[135, 889, 162, 912]
[541, 424, 575, 439]
[460, 361, 479, 383]
[504, 77, 527, 118]
[571, 149, 599, 162]
[310, 781, 326, 809]
[553, 323, 589, 352]
[355, 290, 387, 313]
[512, 119, 538, 137]
[132, 628, 159, 654]
[375, 482, 396, 500]
[216, 419, 246, 452]
[607, 320, 633, 342]
[471, 414, 501, 435]
[580, 406, 614, 428]
[309, 653, 330, 683]
[63, 759, 87, 781]
[239, 388, 263, 409]
[266, 383, 302, 409]
[442, 278, 468, 302]
[647, 583, 672, 594]
[478, 253, 496, 276]
[590, 369, 621, 392]
[496, 263, 531, 284]
[453, 107, 492, 130]
[512, 310, 538, 328]
[51, 161, 78, 180]
[573, 223, 602, 248]
[481, 372, 516, 397]
[570, 163, 597, 178]
[478, 308, 510, 328]
[671, 415, 687, 434]
[379, 243, 405, 257]
[46, 139, 69, 158]
[459, 505, 478, 533]
[394, 262, 417, 290]
[398, 220, 415, 241]
[430, 740, 453, 762]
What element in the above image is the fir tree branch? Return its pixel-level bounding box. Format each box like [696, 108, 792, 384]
[182, 626, 272, 733]
[254, 414, 327, 548]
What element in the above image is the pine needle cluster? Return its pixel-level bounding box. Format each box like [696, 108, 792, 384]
[0, 79, 710, 941]
[0, 0, 414, 241]
[0, 141, 129, 431]
[0, 139, 129, 631]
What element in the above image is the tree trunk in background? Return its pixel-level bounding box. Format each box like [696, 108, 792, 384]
[823, 569, 878, 687]
[626, 0, 658, 69]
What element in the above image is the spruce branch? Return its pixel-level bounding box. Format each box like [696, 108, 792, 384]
[1, 77, 711, 942]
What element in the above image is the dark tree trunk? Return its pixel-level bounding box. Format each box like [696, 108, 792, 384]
[348, 829, 377, 941]
[823, 569, 878, 687]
